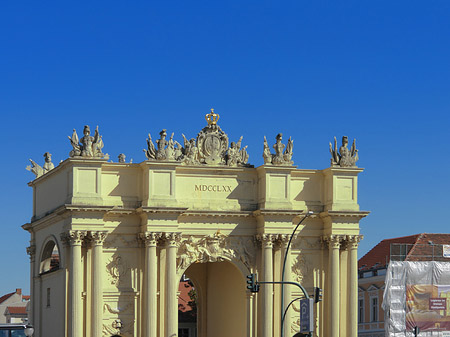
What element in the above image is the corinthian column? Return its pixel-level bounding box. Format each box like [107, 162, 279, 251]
[257, 234, 275, 337]
[139, 232, 161, 337]
[165, 232, 180, 337]
[326, 235, 341, 337]
[63, 230, 86, 337]
[89, 231, 108, 337]
[348, 235, 363, 337]
[279, 235, 291, 337]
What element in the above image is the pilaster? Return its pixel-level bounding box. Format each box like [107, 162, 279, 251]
[347, 235, 363, 337]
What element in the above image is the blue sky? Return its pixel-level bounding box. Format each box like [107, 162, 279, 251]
[0, 1, 449, 295]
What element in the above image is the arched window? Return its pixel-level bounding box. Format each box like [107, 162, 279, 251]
[40, 240, 60, 274]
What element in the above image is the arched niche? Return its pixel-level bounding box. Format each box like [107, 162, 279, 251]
[39, 237, 61, 274]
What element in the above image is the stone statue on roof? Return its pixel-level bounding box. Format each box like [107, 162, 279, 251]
[329, 136, 359, 167]
[262, 133, 294, 166]
[68, 125, 107, 159]
[26, 152, 55, 178]
[143, 109, 251, 167]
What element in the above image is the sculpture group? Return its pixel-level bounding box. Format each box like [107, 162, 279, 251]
[25, 109, 361, 179]
[329, 136, 359, 167]
[144, 109, 250, 167]
[262, 133, 294, 166]
[68, 125, 107, 159]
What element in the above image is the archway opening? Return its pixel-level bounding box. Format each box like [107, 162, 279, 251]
[180, 260, 247, 337]
[178, 275, 197, 337]
[39, 240, 60, 274]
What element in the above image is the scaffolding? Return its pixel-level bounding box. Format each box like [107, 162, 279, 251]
[390, 243, 450, 262]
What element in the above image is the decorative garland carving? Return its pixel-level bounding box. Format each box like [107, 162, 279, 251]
[177, 233, 255, 271]
[103, 302, 133, 315]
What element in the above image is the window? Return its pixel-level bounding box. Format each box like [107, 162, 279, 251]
[358, 298, 364, 323]
[371, 296, 378, 322]
[46, 288, 51, 307]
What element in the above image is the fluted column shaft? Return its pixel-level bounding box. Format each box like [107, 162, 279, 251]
[90, 231, 107, 337]
[348, 235, 362, 337]
[140, 232, 160, 337]
[66, 231, 85, 337]
[259, 234, 274, 337]
[165, 233, 179, 337]
[328, 235, 341, 337]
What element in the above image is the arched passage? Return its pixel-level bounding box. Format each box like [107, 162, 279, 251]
[39, 239, 60, 274]
[182, 260, 247, 337]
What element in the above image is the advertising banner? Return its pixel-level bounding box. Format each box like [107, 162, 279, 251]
[406, 284, 450, 331]
[383, 261, 450, 336]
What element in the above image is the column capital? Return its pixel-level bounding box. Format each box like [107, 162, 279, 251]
[88, 231, 108, 246]
[61, 230, 87, 246]
[139, 232, 162, 247]
[26, 245, 36, 261]
[346, 235, 364, 249]
[162, 232, 181, 247]
[256, 234, 277, 248]
[322, 234, 344, 249]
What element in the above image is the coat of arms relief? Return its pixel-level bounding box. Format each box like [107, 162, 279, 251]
[177, 232, 256, 272]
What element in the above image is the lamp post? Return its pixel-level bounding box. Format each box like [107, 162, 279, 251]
[24, 325, 34, 337]
[281, 210, 313, 337]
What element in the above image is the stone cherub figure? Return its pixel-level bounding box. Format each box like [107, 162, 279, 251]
[226, 136, 249, 167]
[329, 136, 358, 167]
[26, 152, 55, 178]
[68, 125, 106, 158]
[263, 133, 294, 166]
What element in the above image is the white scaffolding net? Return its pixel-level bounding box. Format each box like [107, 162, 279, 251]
[383, 261, 450, 337]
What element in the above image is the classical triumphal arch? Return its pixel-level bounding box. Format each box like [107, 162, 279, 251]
[23, 110, 368, 337]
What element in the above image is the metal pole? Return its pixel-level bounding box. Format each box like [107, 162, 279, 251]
[281, 211, 313, 337]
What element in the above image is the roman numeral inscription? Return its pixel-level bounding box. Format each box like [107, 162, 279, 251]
[194, 184, 232, 192]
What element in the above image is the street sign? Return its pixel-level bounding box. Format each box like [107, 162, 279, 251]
[299, 298, 314, 333]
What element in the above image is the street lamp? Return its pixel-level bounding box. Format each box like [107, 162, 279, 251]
[281, 210, 313, 337]
[24, 325, 34, 337]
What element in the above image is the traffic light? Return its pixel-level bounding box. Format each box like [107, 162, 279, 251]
[314, 287, 322, 303]
[413, 326, 420, 336]
[246, 273, 260, 293]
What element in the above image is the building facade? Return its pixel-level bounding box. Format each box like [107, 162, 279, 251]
[24, 111, 368, 337]
[0, 289, 29, 324]
[357, 233, 450, 337]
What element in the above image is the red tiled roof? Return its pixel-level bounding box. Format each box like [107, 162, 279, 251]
[6, 306, 27, 314]
[358, 233, 450, 272]
[0, 292, 15, 305]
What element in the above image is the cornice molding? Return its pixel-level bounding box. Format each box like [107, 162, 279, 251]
[180, 210, 253, 218]
[319, 210, 370, 220]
